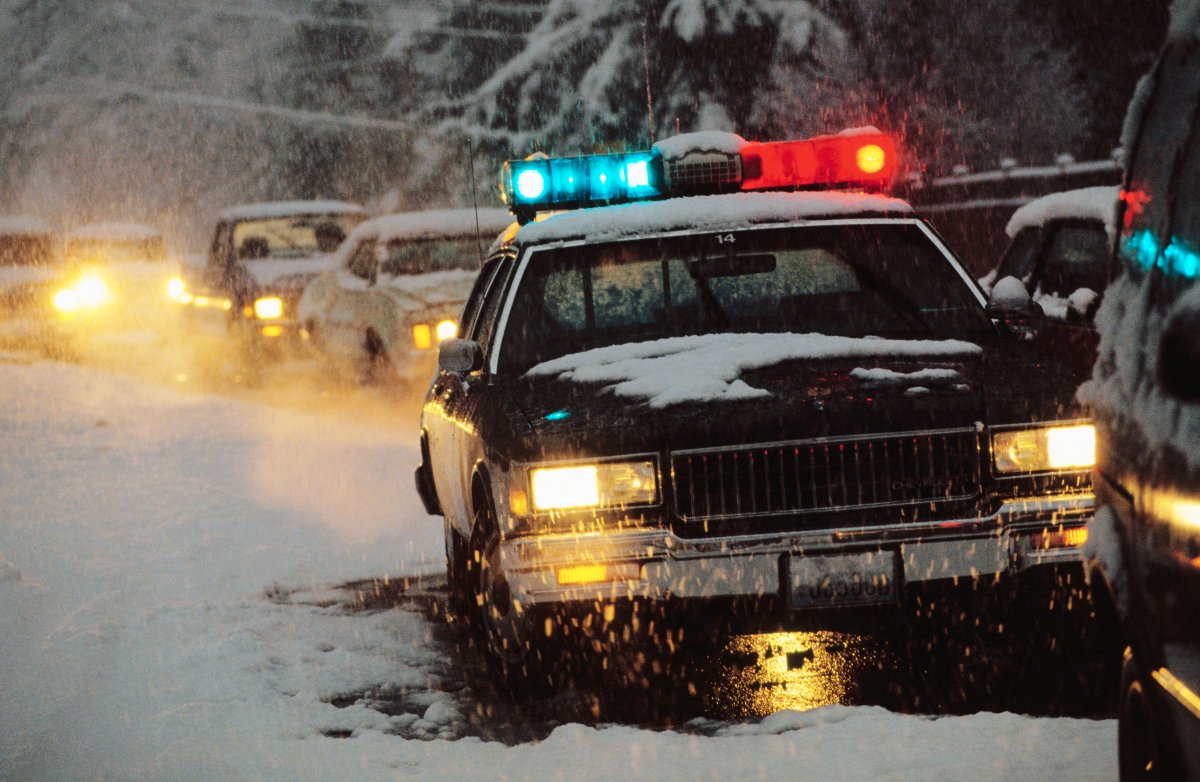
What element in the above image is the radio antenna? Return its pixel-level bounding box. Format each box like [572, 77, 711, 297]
[468, 136, 484, 266]
[641, 18, 656, 143]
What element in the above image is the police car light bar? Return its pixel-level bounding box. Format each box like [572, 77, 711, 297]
[500, 130, 897, 222]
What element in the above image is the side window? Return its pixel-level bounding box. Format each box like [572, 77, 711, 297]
[461, 257, 503, 338]
[472, 260, 515, 359]
[1120, 45, 1200, 276]
[1039, 223, 1111, 295]
[346, 240, 377, 282]
[208, 223, 232, 270]
[996, 227, 1042, 285]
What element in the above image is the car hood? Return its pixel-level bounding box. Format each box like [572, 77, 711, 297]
[498, 341, 1085, 460]
[0, 265, 59, 294]
[239, 256, 334, 294]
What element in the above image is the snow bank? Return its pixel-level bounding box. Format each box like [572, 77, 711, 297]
[527, 332, 980, 408]
[515, 192, 913, 246]
[1004, 186, 1119, 238]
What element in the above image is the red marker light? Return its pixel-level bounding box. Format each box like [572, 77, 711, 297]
[740, 132, 897, 192]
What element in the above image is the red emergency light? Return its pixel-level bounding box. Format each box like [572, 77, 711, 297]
[740, 132, 898, 192]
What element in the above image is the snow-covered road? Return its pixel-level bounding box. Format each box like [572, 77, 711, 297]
[0, 354, 1116, 780]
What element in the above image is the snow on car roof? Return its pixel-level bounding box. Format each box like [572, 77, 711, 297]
[65, 222, 161, 241]
[219, 200, 368, 222]
[0, 215, 51, 235]
[652, 130, 747, 159]
[527, 332, 979, 408]
[351, 207, 513, 244]
[1004, 185, 1119, 238]
[510, 191, 914, 248]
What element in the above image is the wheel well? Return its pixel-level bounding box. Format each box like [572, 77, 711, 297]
[470, 468, 495, 534]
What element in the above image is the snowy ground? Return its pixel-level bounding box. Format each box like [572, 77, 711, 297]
[0, 346, 1116, 781]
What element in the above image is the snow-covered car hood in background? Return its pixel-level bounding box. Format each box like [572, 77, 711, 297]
[0, 265, 60, 293]
[240, 256, 335, 292]
[377, 268, 477, 310]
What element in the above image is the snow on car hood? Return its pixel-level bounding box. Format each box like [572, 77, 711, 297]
[241, 257, 335, 289]
[526, 332, 981, 408]
[0, 265, 59, 291]
[379, 268, 477, 307]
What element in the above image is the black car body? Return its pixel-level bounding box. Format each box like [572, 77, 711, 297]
[178, 200, 367, 346]
[418, 173, 1097, 672]
[1081, 25, 1200, 781]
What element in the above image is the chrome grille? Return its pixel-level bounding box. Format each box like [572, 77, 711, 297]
[671, 429, 982, 521]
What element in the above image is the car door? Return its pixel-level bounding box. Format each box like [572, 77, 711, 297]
[427, 254, 507, 527]
[324, 238, 378, 362]
[1029, 219, 1110, 366]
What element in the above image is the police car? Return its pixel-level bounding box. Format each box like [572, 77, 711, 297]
[416, 129, 1097, 679]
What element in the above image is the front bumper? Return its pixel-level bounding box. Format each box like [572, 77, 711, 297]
[499, 493, 1093, 607]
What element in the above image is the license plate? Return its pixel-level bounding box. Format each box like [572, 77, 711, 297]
[786, 551, 898, 609]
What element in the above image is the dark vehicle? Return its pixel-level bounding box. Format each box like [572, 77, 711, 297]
[178, 200, 367, 348]
[982, 186, 1119, 369]
[1082, 26, 1200, 781]
[418, 131, 1097, 682]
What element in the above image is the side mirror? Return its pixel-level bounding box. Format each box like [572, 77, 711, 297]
[438, 338, 484, 374]
[1158, 303, 1200, 401]
[985, 276, 1044, 338]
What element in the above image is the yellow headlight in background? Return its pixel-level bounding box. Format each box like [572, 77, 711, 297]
[435, 319, 458, 342]
[412, 323, 433, 350]
[529, 460, 657, 511]
[993, 423, 1095, 474]
[53, 274, 109, 312]
[166, 276, 185, 300]
[53, 288, 80, 312]
[253, 296, 284, 320]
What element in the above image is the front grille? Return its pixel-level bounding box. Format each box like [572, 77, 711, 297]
[671, 429, 982, 523]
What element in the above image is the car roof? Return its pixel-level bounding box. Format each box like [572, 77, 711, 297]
[494, 191, 914, 253]
[348, 207, 513, 245]
[1004, 185, 1119, 238]
[219, 200, 368, 222]
[65, 222, 161, 242]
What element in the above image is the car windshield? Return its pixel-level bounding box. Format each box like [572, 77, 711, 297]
[65, 237, 166, 264]
[232, 213, 364, 260]
[0, 234, 54, 266]
[498, 222, 992, 374]
[380, 237, 480, 276]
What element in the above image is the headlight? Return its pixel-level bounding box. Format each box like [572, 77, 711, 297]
[53, 274, 109, 312]
[253, 296, 284, 319]
[992, 424, 1095, 473]
[435, 319, 458, 342]
[166, 276, 185, 300]
[529, 460, 657, 511]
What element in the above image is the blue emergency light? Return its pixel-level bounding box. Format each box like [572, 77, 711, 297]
[501, 152, 664, 220]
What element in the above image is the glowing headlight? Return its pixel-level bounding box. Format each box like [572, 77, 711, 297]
[993, 424, 1095, 474]
[529, 460, 657, 511]
[166, 276, 185, 300]
[53, 274, 109, 312]
[435, 319, 458, 342]
[253, 296, 284, 319]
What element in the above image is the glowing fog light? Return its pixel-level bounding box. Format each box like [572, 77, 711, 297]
[555, 562, 641, 586]
[413, 323, 433, 350]
[253, 296, 284, 320]
[1029, 526, 1089, 550]
[993, 424, 1096, 473]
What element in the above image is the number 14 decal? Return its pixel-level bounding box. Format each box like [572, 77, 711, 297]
[715, 233, 736, 244]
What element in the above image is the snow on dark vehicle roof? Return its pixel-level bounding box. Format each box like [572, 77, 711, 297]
[0, 215, 51, 235]
[218, 200, 367, 222]
[1004, 185, 1119, 238]
[65, 222, 161, 242]
[508, 191, 913, 248]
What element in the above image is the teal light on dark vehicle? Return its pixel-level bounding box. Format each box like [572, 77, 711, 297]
[543, 409, 572, 422]
[501, 151, 664, 219]
[515, 167, 548, 201]
[1122, 229, 1200, 279]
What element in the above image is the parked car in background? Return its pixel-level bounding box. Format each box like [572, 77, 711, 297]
[1080, 23, 1200, 781]
[299, 207, 512, 383]
[981, 186, 1118, 317]
[177, 200, 367, 350]
[0, 216, 57, 346]
[50, 222, 182, 340]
